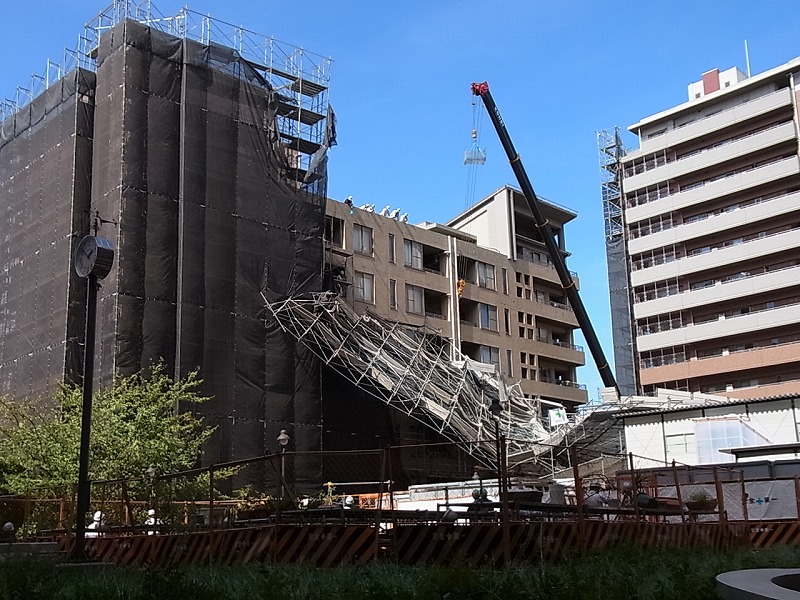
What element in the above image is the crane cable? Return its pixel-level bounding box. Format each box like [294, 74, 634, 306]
[464, 96, 486, 208]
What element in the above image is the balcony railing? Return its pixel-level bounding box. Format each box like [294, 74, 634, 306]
[539, 377, 587, 391]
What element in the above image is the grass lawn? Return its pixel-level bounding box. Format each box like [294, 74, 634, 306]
[1, 544, 799, 599]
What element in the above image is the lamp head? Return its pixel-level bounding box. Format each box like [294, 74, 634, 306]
[277, 429, 290, 447]
[489, 399, 503, 419]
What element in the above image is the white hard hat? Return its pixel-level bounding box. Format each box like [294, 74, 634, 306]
[2, 522, 14, 531]
[147, 509, 156, 516]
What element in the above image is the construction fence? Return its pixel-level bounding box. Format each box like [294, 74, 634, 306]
[3, 441, 800, 562]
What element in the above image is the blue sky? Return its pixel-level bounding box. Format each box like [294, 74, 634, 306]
[3, 1, 798, 400]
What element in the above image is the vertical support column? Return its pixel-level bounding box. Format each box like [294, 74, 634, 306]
[741, 472, 749, 525]
[174, 38, 188, 381]
[73, 274, 98, 560]
[572, 446, 585, 551]
[713, 466, 726, 523]
[629, 453, 641, 521]
[447, 236, 461, 361]
[374, 446, 389, 561]
[208, 467, 215, 530]
[672, 461, 685, 524]
[500, 434, 511, 566]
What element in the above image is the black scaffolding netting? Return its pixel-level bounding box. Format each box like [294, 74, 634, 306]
[0, 68, 95, 400]
[88, 20, 325, 489]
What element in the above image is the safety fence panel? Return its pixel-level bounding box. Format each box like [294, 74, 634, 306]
[749, 521, 800, 548]
[56, 519, 748, 568]
[391, 521, 749, 566]
[58, 524, 377, 567]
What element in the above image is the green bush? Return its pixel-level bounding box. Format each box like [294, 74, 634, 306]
[2, 545, 800, 600]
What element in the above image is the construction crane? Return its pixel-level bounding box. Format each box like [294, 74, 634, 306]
[471, 81, 618, 392]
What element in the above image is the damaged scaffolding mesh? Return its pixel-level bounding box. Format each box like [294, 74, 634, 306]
[263, 291, 581, 468]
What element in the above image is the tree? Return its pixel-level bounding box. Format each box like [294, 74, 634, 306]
[0, 364, 214, 495]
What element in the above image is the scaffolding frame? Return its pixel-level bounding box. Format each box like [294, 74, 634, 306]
[263, 292, 578, 468]
[597, 128, 625, 242]
[2, 0, 332, 180]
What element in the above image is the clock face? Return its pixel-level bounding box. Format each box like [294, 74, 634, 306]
[74, 236, 98, 278]
[74, 235, 115, 279]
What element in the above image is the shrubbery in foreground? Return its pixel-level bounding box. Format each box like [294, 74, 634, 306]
[2, 544, 799, 600]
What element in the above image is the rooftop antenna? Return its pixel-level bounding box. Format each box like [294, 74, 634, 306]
[744, 40, 751, 77]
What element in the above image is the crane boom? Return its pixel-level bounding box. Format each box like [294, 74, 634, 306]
[471, 81, 618, 392]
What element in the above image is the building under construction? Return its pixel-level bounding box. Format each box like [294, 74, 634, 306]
[1, 2, 605, 490]
[0, 3, 335, 489]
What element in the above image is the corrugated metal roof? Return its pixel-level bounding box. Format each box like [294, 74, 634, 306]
[610, 392, 800, 419]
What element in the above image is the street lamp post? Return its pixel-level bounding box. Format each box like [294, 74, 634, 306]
[277, 429, 290, 500]
[145, 464, 156, 506]
[472, 467, 486, 503]
[489, 398, 503, 482]
[489, 396, 510, 565]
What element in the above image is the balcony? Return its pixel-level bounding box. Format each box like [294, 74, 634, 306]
[636, 87, 792, 155]
[627, 120, 796, 192]
[636, 302, 800, 352]
[631, 226, 800, 287]
[634, 264, 800, 318]
[626, 155, 800, 223]
[532, 338, 586, 366]
[639, 340, 800, 386]
[628, 189, 800, 255]
[527, 379, 588, 406]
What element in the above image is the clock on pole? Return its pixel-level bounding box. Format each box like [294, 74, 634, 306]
[71, 233, 114, 560]
[74, 235, 114, 280]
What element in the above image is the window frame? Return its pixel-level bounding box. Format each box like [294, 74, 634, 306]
[403, 239, 423, 269]
[476, 261, 496, 290]
[478, 303, 498, 331]
[353, 223, 373, 255]
[405, 283, 424, 314]
[353, 271, 375, 303]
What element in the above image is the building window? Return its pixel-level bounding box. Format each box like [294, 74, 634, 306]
[325, 216, 344, 248]
[476, 261, 496, 290]
[503, 308, 510, 335]
[354, 271, 374, 303]
[506, 349, 513, 377]
[479, 345, 499, 365]
[389, 279, 397, 308]
[665, 433, 695, 460]
[479, 303, 498, 331]
[404, 239, 423, 269]
[354, 224, 373, 255]
[694, 417, 770, 464]
[502, 268, 508, 295]
[405, 284, 424, 314]
[388, 234, 396, 263]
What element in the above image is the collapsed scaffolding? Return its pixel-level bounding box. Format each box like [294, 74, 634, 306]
[263, 291, 582, 469]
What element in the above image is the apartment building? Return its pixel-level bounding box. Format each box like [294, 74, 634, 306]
[325, 185, 589, 411]
[608, 58, 800, 398]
